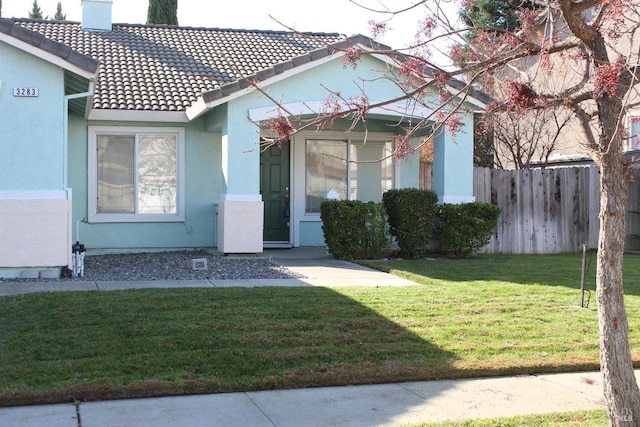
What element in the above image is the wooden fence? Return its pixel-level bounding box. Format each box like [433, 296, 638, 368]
[420, 163, 640, 254]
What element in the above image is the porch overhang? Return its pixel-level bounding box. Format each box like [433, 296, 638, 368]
[247, 101, 435, 123]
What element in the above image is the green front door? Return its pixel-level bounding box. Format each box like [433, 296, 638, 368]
[260, 141, 290, 243]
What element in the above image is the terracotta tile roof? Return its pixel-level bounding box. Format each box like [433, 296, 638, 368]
[9, 19, 347, 112]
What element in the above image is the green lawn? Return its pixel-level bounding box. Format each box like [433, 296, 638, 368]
[1, 252, 638, 407]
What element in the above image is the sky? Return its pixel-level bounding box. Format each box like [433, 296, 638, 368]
[2, 0, 462, 66]
[3, 0, 429, 48]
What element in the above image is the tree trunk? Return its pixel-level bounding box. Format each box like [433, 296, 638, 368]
[597, 138, 640, 426]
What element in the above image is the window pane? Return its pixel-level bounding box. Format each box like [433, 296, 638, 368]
[306, 140, 347, 213]
[350, 141, 393, 202]
[97, 135, 135, 213]
[138, 135, 177, 214]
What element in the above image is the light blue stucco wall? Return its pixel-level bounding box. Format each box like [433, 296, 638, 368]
[81, 0, 113, 31]
[239, 55, 408, 109]
[433, 113, 475, 203]
[221, 101, 261, 195]
[398, 138, 421, 190]
[68, 115, 221, 251]
[299, 221, 324, 246]
[0, 42, 65, 190]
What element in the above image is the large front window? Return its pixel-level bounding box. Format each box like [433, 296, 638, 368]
[305, 139, 393, 213]
[88, 127, 185, 222]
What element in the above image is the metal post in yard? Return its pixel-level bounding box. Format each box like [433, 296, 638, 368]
[580, 243, 587, 307]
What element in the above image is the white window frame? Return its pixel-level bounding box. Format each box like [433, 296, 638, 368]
[88, 126, 186, 223]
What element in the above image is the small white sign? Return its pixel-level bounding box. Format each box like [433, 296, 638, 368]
[13, 87, 39, 97]
[325, 188, 340, 200]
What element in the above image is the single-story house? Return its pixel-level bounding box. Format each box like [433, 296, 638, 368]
[0, 0, 484, 277]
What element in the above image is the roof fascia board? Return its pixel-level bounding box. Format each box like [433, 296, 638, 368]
[88, 109, 189, 123]
[0, 33, 96, 80]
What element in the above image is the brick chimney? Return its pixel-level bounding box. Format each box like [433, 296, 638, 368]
[81, 0, 113, 31]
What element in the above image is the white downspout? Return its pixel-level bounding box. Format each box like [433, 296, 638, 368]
[63, 83, 94, 187]
[63, 82, 94, 269]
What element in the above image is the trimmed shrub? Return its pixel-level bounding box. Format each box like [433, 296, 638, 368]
[437, 202, 501, 258]
[320, 200, 389, 260]
[382, 188, 439, 259]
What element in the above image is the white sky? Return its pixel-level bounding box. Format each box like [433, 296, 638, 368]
[2, 0, 462, 66]
[3, 0, 427, 47]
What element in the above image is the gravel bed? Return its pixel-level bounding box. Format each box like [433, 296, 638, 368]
[1, 250, 304, 282]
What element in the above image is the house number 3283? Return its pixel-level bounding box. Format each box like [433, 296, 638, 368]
[13, 88, 39, 97]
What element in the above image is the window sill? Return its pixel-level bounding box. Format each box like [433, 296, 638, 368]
[88, 213, 185, 223]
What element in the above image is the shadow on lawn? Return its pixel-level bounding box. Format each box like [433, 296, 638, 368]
[365, 253, 640, 297]
[0, 286, 458, 413]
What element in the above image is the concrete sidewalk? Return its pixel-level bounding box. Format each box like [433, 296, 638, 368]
[0, 250, 417, 296]
[1, 369, 630, 427]
[0, 248, 630, 426]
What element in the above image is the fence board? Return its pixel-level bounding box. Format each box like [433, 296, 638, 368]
[465, 164, 639, 254]
[420, 162, 640, 254]
[626, 166, 640, 251]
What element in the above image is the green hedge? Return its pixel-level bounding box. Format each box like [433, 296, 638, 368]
[437, 202, 501, 258]
[320, 200, 389, 260]
[382, 188, 439, 259]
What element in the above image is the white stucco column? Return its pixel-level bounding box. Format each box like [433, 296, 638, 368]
[217, 194, 263, 254]
[216, 103, 264, 254]
[432, 113, 476, 204]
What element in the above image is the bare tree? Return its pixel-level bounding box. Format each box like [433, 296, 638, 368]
[480, 107, 570, 169]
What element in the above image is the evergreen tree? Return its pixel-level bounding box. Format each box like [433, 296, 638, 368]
[460, 0, 537, 36]
[54, 1, 66, 21]
[28, 0, 44, 19]
[147, 0, 178, 25]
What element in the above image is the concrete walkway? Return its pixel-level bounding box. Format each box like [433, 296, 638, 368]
[0, 248, 630, 426]
[1, 370, 631, 427]
[0, 248, 416, 296]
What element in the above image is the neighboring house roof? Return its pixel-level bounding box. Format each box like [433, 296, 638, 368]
[9, 18, 350, 113]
